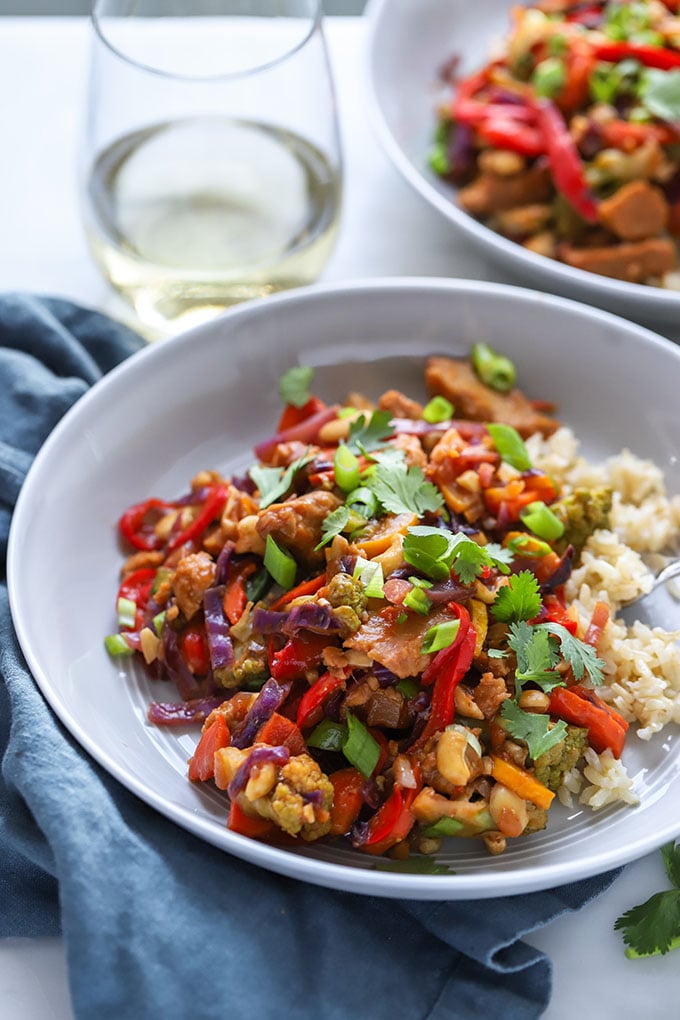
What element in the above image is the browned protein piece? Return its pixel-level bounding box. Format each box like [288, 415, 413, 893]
[377, 388, 425, 420]
[458, 165, 552, 218]
[255, 490, 342, 568]
[172, 551, 217, 620]
[597, 181, 669, 242]
[345, 605, 455, 679]
[559, 237, 676, 283]
[425, 356, 560, 438]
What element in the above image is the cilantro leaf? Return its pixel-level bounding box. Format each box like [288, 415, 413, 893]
[279, 365, 314, 408]
[250, 450, 311, 509]
[484, 542, 513, 573]
[449, 535, 495, 585]
[615, 888, 680, 958]
[370, 462, 444, 517]
[663, 841, 680, 890]
[508, 621, 564, 692]
[500, 700, 568, 760]
[314, 504, 351, 551]
[490, 571, 542, 623]
[639, 68, 680, 125]
[347, 410, 394, 455]
[541, 622, 606, 686]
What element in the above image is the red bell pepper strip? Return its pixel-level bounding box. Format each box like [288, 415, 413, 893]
[538, 593, 579, 636]
[559, 43, 597, 113]
[256, 711, 306, 755]
[180, 623, 211, 675]
[167, 485, 229, 552]
[533, 98, 599, 222]
[269, 631, 331, 683]
[549, 684, 628, 758]
[415, 603, 476, 747]
[296, 672, 346, 730]
[328, 767, 365, 837]
[269, 572, 327, 611]
[117, 567, 158, 630]
[476, 118, 545, 157]
[593, 41, 680, 71]
[188, 714, 230, 782]
[361, 763, 422, 855]
[452, 68, 536, 126]
[277, 395, 327, 433]
[119, 498, 175, 551]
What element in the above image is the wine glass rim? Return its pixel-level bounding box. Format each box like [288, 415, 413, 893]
[90, 2, 325, 82]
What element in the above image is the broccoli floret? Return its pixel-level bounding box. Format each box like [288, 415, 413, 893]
[534, 725, 588, 791]
[216, 640, 268, 689]
[552, 487, 612, 556]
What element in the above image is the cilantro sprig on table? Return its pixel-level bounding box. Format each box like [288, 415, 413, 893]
[616, 842, 680, 958]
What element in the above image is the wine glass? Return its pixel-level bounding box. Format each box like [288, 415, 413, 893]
[80, 0, 343, 338]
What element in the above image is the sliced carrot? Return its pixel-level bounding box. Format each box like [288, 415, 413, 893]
[549, 685, 628, 758]
[490, 755, 555, 810]
[227, 799, 276, 839]
[269, 572, 326, 611]
[329, 767, 365, 837]
[188, 715, 230, 783]
[355, 512, 417, 558]
[256, 712, 306, 755]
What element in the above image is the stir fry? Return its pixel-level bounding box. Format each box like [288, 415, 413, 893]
[431, 0, 680, 286]
[106, 346, 629, 860]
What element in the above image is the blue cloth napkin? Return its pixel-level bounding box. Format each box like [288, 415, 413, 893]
[0, 293, 622, 1020]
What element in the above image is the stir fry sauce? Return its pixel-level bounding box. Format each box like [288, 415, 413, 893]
[431, 0, 680, 287]
[107, 348, 627, 860]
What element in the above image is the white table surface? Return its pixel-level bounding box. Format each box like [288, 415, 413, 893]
[1, 16, 679, 1019]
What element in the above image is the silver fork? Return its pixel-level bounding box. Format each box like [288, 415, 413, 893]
[618, 558, 680, 630]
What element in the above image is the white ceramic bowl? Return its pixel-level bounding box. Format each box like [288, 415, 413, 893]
[365, 0, 680, 338]
[8, 278, 680, 899]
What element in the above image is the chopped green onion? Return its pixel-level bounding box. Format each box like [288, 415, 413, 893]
[421, 816, 465, 838]
[342, 713, 381, 778]
[334, 445, 361, 493]
[403, 586, 432, 615]
[153, 611, 166, 637]
[150, 567, 171, 596]
[422, 619, 461, 654]
[486, 423, 532, 472]
[245, 566, 272, 603]
[532, 57, 566, 98]
[117, 596, 137, 630]
[337, 406, 358, 419]
[104, 633, 134, 657]
[429, 142, 450, 176]
[345, 485, 378, 518]
[264, 535, 297, 590]
[519, 500, 565, 541]
[396, 612, 408, 624]
[547, 33, 567, 57]
[408, 576, 433, 589]
[353, 557, 385, 599]
[396, 677, 420, 699]
[422, 395, 454, 424]
[507, 534, 553, 558]
[471, 342, 516, 393]
[307, 719, 347, 752]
